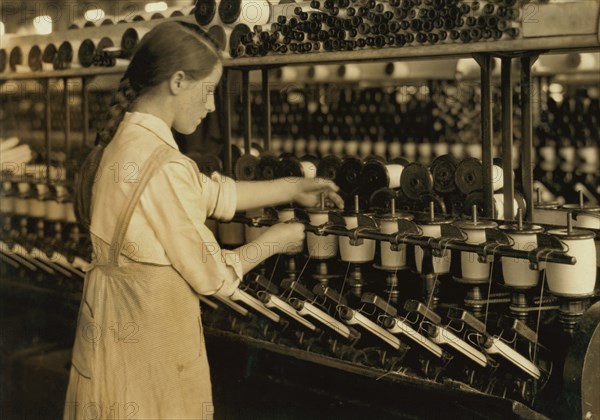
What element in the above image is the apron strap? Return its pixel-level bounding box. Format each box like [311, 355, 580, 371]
[109, 144, 175, 267]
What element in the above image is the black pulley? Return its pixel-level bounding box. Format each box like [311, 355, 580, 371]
[258, 154, 279, 180]
[0, 49, 6, 73]
[186, 151, 222, 175]
[195, 0, 217, 25]
[120, 28, 139, 59]
[43, 44, 57, 65]
[369, 187, 398, 214]
[227, 144, 242, 173]
[9, 46, 22, 71]
[360, 160, 389, 191]
[229, 24, 251, 57]
[27, 45, 42, 71]
[207, 25, 227, 51]
[335, 157, 363, 194]
[235, 154, 260, 181]
[430, 154, 458, 194]
[455, 157, 483, 195]
[463, 191, 485, 217]
[276, 155, 303, 178]
[219, 0, 242, 24]
[316, 155, 342, 180]
[78, 39, 96, 67]
[400, 163, 433, 200]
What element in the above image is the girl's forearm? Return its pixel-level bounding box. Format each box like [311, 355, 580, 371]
[233, 233, 283, 274]
[235, 179, 302, 211]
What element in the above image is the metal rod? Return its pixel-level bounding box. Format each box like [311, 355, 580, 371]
[501, 57, 515, 220]
[242, 69, 251, 155]
[262, 68, 271, 152]
[82, 77, 90, 147]
[230, 215, 577, 265]
[44, 80, 52, 181]
[63, 78, 71, 164]
[474, 54, 494, 218]
[520, 54, 539, 222]
[222, 69, 233, 177]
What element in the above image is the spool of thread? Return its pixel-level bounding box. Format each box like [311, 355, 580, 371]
[361, 161, 404, 192]
[499, 213, 542, 288]
[300, 160, 317, 178]
[228, 23, 251, 57]
[345, 140, 359, 156]
[403, 141, 417, 162]
[339, 214, 376, 263]
[0, 182, 14, 214]
[28, 184, 47, 219]
[337, 64, 361, 81]
[432, 142, 449, 158]
[385, 62, 410, 78]
[121, 27, 152, 59]
[358, 140, 373, 158]
[454, 209, 497, 281]
[307, 65, 331, 81]
[387, 142, 402, 158]
[55, 41, 81, 70]
[307, 205, 338, 260]
[466, 143, 482, 160]
[207, 25, 232, 57]
[275, 66, 298, 82]
[573, 208, 600, 268]
[219, 0, 271, 26]
[317, 139, 331, 157]
[46, 197, 67, 221]
[546, 220, 596, 297]
[293, 138, 307, 156]
[415, 204, 453, 274]
[493, 193, 520, 220]
[379, 211, 413, 269]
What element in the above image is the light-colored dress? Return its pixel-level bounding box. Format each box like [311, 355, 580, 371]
[64, 112, 242, 420]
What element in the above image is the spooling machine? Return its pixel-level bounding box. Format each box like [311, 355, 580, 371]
[199, 152, 599, 419]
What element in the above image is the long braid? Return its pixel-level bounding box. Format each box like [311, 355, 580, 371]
[75, 77, 139, 227]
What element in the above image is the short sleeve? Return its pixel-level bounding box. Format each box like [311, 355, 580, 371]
[206, 172, 237, 221]
[139, 159, 242, 295]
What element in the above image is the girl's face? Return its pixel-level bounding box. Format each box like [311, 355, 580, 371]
[172, 63, 223, 135]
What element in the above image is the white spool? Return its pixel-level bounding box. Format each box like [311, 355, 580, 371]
[318, 139, 332, 156]
[307, 138, 319, 156]
[277, 66, 298, 82]
[278, 208, 303, 255]
[574, 210, 600, 268]
[374, 140, 387, 157]
[466, 144, 482, 160]
[0, 195, 14, 214]
[386, 165, 404, 189]
[457, 224, 495, 281]
[300, 161, 317, 179]
[492, 164, 504, 191]
[417, 142, 432, 164]
[546, 229, 596, 297]
[308, 65, 331, 81]
[339, 215, 375, 263]
[338, 64, 361, 81]
[415, 224, 451, 274]
[499, 225, 543, 288]
[387, 142, 402, 158]
[493, 194, 520, 220]
[28, 198, 45, 218]
[345, 140, 359, 157]
[359, 140, 373, 158]
[218, 222, 245, 246]
[294, 138, 307, 156]
[433, 142, 449, 157]
[403, 142, 417, 161]
[386, 62, 410, 78]
[307, 210, 338, 259]
[379, 218, 408, 269]
[450, 143, 465, 160]
[45, 199, 66, 221]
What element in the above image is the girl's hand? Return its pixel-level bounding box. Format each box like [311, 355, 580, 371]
[265, 223, 306, 255]
[292, 178, 345, 209]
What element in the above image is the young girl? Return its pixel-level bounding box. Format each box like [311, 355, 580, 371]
[65, 21, 343, 420]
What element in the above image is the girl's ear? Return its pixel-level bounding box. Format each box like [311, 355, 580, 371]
[169, 71, 187, 95]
